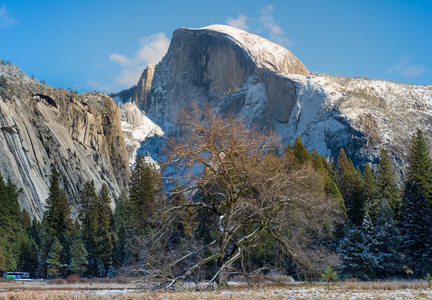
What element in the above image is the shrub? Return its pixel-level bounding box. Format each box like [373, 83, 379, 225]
[426, 273, 432, 287]
[321, 266, 338, 283]
[111, 276, 128, 284]
[65, 274, 81, 283]
[51, 278, 67, 285]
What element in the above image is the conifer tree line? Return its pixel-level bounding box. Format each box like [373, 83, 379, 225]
[0, 154, 162, 279]
[335, 129, 432, 280]
[0, 122, 432, 282]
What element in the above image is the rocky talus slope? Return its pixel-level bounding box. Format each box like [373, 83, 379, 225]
[0, 61, 129, 218]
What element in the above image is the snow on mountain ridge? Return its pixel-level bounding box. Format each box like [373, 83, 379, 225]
[118, 102, 164, 166]
[129, 26, 432, 185]
[183, 24, 309, 75]
[277, 74, 432, 182]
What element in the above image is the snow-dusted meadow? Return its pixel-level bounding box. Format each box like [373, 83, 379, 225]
[2, 280, 432, 299]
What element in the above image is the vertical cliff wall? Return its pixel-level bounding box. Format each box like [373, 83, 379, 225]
[135, 25, 309, 122]
[0, 61, 129, 219]
[127, 25, 432, 185]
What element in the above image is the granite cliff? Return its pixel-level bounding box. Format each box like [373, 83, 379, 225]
[124, 25, 432, 184]
[134, 25, 309, 122]
[0, 61, 129, 219]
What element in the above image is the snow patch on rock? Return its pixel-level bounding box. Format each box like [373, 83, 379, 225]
[191, 25, 308, 74]
[240, 82, 267, 120]
[118, 102, 164, 166]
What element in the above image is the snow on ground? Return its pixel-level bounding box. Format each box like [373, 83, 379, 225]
[5, 286, 432, 299]
[4, 280, 432, 299]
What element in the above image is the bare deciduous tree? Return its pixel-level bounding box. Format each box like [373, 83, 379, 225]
[142, 104, 342, 288]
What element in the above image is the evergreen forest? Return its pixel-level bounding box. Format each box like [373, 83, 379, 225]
[1, 108, 432, 284]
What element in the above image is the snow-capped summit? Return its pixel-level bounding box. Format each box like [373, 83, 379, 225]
[134, 24, 309, 121]
[184, 24, 309, 75]
[126, 25, 432, 184]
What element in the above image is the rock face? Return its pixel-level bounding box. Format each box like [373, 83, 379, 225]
[135, 25, 309, 121]
[0, 61, 129, 219]
[275, 74, 432, 184]
[129, 25, 432, 185]
[133, 64, 155, 104]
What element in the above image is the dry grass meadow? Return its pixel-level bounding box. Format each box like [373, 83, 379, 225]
[1, 278, 432, 299]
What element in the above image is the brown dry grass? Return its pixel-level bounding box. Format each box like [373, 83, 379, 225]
[334, 280, 429, 291]
[0, 281, 432, 299]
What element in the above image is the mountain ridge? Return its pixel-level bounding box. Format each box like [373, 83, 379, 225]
[125, 25, 432, 184]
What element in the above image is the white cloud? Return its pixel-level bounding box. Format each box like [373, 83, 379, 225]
[87, 79, 109, 92]
[387, 56, 427, 78]
[259, 5, 293, 48]
[109, 53, 131, 67]
[109, 32, 170, 89]
[226, 14, 249, 31]
[113, 69, 143, 88]
[0, 5, 18, 30]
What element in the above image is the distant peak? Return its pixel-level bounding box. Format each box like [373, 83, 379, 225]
[201, 24, 249, 33]
[176, 24, 309, 76]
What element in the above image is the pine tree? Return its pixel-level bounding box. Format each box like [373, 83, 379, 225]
[6, 178, 21, 230]
[311, 148, 325, 172]
[30, 219, 42, 252]
[362, 163, 376, 208]
[0, 244, 5, 271]
[95, 229, 113, 273]
[284, 144, 295, 159]
[399, 182, 432, 277]
[129, 155, 162, 236]
[93, 184, 114, 272]
[97, 184, 112, 234]
[0, 172, 21, 271]
[324, 177, 347, 218]
[71, 219, 82, 240]
[79, 180, 98, 242]
[80, 182, 114, 276]
[97, 261, 107, 278]
[107, 265, 117, 278]
[44, 169, 62, 237]
[407, 129, 432, 200]
[47, 238, 63, 278]
[311, 150, 346, 216]
[112, 191, 130, 268]
[376, 149, 399, 210]
[361, 208, 376, 247]
[21, 209, 32, 232]
[44, 169, 73, 238]
[338, 221, 378, 280]
[41, 169, 73, 277]
[57, 233, 71, 277]
[17, 236, 39, 277]
[336, 149, 365, 225]
[79, 181, 99, 276]
[70, 238, 87, 276]
[374, 199, 402, 278]
[292, 135, 311, 164]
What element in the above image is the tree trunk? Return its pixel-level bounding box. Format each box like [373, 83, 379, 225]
[216, 259, 230, 286]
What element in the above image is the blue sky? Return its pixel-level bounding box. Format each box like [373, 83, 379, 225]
[1, 0, 431, 93]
